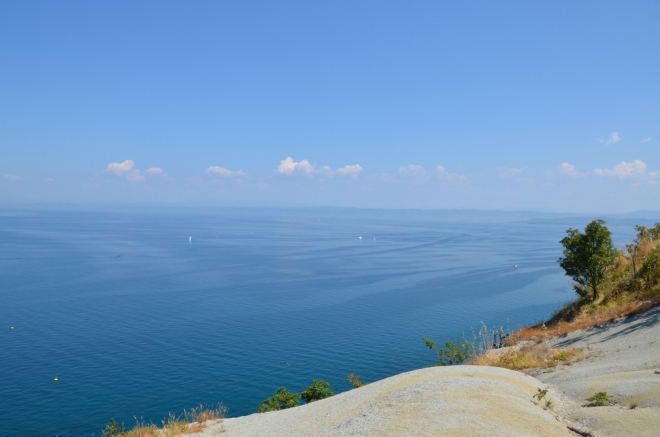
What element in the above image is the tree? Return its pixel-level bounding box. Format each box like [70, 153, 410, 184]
[300, 379, 334, 403]
[256, 387, 300, 412]
[558, 219, 619, 301]
[635, 223, 660, 242]
[626, 242, 640, 275]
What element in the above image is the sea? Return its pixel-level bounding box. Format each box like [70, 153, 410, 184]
[0, 207, 641, 436]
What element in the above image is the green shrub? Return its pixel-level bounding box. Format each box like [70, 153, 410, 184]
[586, 391, 613, 406]
[103, 418, 126, 437]
[640, 246, 660, 284]
[300, 379, 334, 403]
[424, 338, 471, 366]
[257, 387, 300, 412]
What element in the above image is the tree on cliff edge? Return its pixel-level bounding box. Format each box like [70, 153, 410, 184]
[558, 219, 618, 302]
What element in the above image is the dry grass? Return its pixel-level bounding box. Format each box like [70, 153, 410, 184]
[126, 423, 159, 437]
[472, 343, 583, 371]
[510, 297, 660, 344]
[162, 421, 209, 436]
[158, 404, 226, 436]
[120, 405, 226, 437]
[163, 420, 188, 436]
[195, 411, 217, 422]
[161, 413, 209, 436]
[183, 404, 226, 423]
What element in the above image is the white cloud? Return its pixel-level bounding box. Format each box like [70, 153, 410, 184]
[126, 170, 145, 182]
[105, 160, 145, 181]
[317, 166, 334, 177]
[277, 157, 315, 176]
[144, 167, 166, 177]
[558, 162, 585, 178]
[337, 164, 363, 177]
[276, 157, 362, 178]
[642, 137, 652, 143]
[606, 132, 622, 145]
[436, 165, 467, 181]
[398, 165, 427, 176]
[104, 160, 163, 182]
[598, 132, 621, 145]
[105, 160, 135, 175]
[4, 174, 21, 180]
[206, 166, 246, 178]
[593, 160, 657, 181]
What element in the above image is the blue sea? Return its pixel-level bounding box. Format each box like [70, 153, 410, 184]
[0, 207, 638, 436]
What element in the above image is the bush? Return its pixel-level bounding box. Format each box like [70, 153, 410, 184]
[424, 338, 471, 366]
[300, 379, 334, 403]
[257, 387, 300, 412]
[586, 391, 613, 406]
[103, 418, 126, 437]
[640, 246, 660, 285]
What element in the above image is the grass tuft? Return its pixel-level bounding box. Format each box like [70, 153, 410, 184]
[106, 404, 226, 437]
[472, 343, 582, 371]
[125, 419, 158, 437]
[347, 373, 364, 388]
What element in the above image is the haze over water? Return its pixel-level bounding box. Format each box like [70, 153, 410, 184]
[0, 207, 637, 436]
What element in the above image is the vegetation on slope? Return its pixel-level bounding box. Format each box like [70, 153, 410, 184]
[512, 221, 660, 343]
[256, 379, 334, 413]
[102, 404, 227, 437]
[426, 220, 660, 371]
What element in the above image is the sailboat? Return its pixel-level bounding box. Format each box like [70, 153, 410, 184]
[189, 236, 192, 242]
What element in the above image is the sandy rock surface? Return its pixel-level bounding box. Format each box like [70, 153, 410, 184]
[534, 306, 660, 436]
[199, 366, 571, 437]
[193, 307, 660, 437]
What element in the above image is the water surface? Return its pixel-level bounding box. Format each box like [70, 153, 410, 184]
[0, 207, 636, 436]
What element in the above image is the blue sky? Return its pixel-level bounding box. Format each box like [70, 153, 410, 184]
[1, 1, 658, 212]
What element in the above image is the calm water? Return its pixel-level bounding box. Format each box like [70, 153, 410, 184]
[0, 207, 635, 436]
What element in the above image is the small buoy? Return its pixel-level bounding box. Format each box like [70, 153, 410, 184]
[54, 377, 59, 382]
[10, 326, 14, 330]
[513, 264, 518, 268]
[358, 236, 362, 240]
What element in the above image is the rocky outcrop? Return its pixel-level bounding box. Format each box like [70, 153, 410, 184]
[200, 366, 571, 437]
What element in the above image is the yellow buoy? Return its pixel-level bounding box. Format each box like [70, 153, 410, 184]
[54, 377, 59, 382]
